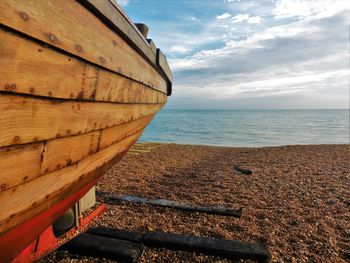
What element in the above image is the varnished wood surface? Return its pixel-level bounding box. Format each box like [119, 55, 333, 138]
[157, 49, 173, 83]
[41, 131, 100, 174]
[83, 0, 156, 65]
[0, 143, 44, 192]
[0, 0, 167, 91]
[0, 129, 144, 235]
[0, 0, 171, 241]
[100, 114, 154, 149]
[0, 94, 163, 148]
[0, 114, 154, 192]
[0, 28, 168, 101]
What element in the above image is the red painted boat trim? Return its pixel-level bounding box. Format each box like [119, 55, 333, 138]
[11, 204, 105, 263]
[0, 178, 99, 263]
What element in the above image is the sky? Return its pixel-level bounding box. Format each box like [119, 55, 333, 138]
[119, 0, 349, 109]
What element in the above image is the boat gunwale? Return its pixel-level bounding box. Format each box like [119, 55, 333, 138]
[0, 25, 168, 97]
[78, 0, 173, 91]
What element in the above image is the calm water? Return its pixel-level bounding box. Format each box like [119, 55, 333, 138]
[140, 109, 349, 147]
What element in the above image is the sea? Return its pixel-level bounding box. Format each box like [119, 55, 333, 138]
[139, 109, 350, 147]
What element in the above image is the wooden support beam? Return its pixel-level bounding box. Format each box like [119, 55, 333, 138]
[98, 193, 242, 218]
[142, 231, 269, 262]
[87, 228, 269, 262]
[61, 232, 144, 263]
[234, 165, 253, 175]
[89, 227, 143, 243]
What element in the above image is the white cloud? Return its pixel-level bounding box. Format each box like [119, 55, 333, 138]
[117, 0, 129, 7]
[232, 14, 250, 23]
[170, 45, 190, 54]
[273, 0, 350, 20]
[145, 0, 348, 108]
[168, 9, 348, 108]
[232, 14, 263, 24]
[247, 16, 262, 24]
[217, 13, 231, 19]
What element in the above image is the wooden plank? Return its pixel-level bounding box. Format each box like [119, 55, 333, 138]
[0, 28, 94, 100]
[78, 186, 96, 213]
[95, 70, 167, 104]
[99, 193, 242, 218]
[0, 116, 153, 192]
[41, 131, 100, 174]
[107, 0, 151, 48]
[61, 233, 144, 263]
[0, 94, 163, 148]
[89, 227, 143, 243]
[0, 0, 167, 92]
[0, 130, 142, 234]
[99, 114, 154, 149]
[0, 28, 168, 101]
[233, 165, 253, 175]
[157, 49, 173, 82]
[83, 0, 156, 64]
[147, 39, 157, 55]
[142, 231, 270, 262]
[0, 143, 44, 191]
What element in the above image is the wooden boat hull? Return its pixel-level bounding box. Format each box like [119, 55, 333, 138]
[0, 0, 172, 261]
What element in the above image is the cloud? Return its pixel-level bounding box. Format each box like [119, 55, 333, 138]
[232, 14, 263, 24]
[217, 13, 231, 19]
[247, 16, 262, 24]
[117, 0, 129, 7]
[167, 9, 348, 108]
[128, 0, 348, 108]
[273, 0, 350, 20]
[170, 45, 190, 54]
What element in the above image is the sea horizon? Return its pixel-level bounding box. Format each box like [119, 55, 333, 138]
[140, 109, 350, 147]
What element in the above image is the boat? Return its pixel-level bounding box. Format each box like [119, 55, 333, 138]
[0, 0, 172, 261]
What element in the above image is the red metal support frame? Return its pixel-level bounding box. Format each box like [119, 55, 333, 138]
[11, 204, 106, 263]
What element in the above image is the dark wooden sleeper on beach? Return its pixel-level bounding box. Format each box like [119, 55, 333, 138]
[234, 165, 253, 175]
[79, 227, 269, 262]
[61, 232, 144, 263]
[98, 192, 243, 217]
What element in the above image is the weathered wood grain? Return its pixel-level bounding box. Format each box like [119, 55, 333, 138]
[0, 130, 143, 234]
[100, 193, 242, 217]
[0, 0, 167, 92]
[83, 0, 156, 64]
[0, 29, 167, 102]
[99, 114, 153, 149]
[0, 143, 44, 191]
[142, 232, 270, 262]
[62, 233, 144, 262]
[0, 115, 152, 192]
[41, 131, 100, 174]
[95, 70, 167, 104]
[157, 49, 173, 82]
[147, 39, 157, 55]
[0, 94, 163, 148]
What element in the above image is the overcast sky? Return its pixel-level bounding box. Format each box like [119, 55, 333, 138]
[121, 0, 349, 109]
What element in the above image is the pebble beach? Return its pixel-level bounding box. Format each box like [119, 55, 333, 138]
[42, 143, 350, 262]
